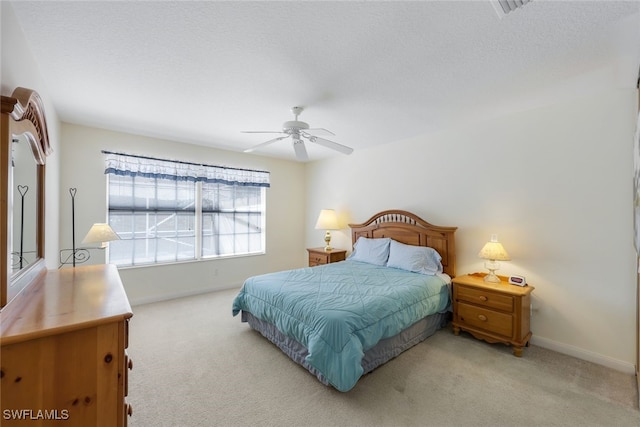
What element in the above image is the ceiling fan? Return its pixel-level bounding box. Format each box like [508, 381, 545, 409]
[242, 106, 354, 161]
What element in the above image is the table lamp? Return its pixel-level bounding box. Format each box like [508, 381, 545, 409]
[315, 209, 339, 251]
[82, 223, 121, 248]
[478, 234, 510, 283]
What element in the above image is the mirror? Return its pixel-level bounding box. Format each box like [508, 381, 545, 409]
[1, 87, 51, 308]
[11, 135, 38, 275]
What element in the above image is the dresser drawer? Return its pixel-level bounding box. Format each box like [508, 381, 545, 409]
[456, 285, 514, 312]
[124, 351, 134, 397]
[457, 302, 513, 337]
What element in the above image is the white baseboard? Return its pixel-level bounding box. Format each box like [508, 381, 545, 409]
[531, 335, 636, 375]
[129, 282, 242, 306]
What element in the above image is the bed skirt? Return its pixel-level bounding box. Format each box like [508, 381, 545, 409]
[241, 310, 448, 389]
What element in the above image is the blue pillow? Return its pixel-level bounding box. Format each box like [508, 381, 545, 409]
[386, 239, 443, 275]
[348, 237, 391, 266]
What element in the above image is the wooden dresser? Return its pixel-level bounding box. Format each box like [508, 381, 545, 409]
[0, 264, 133, 426]
[307, 247, 347, 267]
[452, 273, 533, 356]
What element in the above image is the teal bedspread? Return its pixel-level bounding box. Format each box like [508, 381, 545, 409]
[232, 260, 449, 392]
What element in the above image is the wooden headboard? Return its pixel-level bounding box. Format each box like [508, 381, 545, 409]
[349, 210, 457, 277]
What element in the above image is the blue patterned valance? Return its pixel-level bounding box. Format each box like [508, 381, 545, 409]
[102, 151, 270, 188]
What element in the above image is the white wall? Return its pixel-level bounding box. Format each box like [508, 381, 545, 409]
[1, 2, 61, 268]
[306, 89, 638, 373]
[59, 123, 306, 304]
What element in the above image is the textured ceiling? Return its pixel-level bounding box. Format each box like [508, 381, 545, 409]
[7, 1, 640, 161]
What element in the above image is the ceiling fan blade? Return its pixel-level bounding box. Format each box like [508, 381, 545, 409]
[244, 136, 288, 153]
[241, 131, 285, 134]
[305, 128, 335, 136]
[293, 139, 308, 161]
[308, 136, 354, 155]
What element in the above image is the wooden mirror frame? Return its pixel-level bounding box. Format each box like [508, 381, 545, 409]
[1, 87, 52, 308]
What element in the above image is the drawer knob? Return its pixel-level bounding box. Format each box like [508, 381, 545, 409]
[127, 404, 133, 416]
[128, 359, 134, 370]
[479, 296, 488, 302]
[477, 314, 488, 321]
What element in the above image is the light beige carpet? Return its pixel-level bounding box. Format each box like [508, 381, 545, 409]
[127, 288, 639, 427]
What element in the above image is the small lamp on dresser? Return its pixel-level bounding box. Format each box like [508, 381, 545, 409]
[315, 209, 339, 251]
[60, 223, 121, 267]
[478, 234, 510, 282]
[82, 223, 121, 248]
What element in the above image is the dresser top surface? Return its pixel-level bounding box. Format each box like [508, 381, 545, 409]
[1, 264, 132, 345]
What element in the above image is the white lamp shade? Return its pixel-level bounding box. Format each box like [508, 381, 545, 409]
[82, 223, 121, 245]
[315, 209, 339, 230]
[478, 235, 510, 261]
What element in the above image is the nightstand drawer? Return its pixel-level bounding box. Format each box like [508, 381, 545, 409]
[309, 254, 329, 266]
[457, 302, 513, 337]
[456, 285, 514, 312]
[306, 248, 346, 267]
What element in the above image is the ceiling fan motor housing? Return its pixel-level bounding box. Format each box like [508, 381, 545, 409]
[283, 120, 309, 133]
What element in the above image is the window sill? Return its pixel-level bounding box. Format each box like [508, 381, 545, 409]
[112, 251, 266, 270]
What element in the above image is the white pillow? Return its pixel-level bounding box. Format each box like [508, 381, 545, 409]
[386, 239, 443, 275]
[348, 237, 391, 266]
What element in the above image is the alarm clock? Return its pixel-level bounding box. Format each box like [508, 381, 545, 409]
[508, 275, 526, 286]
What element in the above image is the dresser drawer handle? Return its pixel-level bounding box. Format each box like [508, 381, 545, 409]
[128, 359, 134, 370]
[477, 314, 488, 321]
[127, 404, 133, 416]
[479, 296, 488, 302]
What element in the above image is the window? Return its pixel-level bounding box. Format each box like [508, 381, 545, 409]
[103, 151, 269, 267]
[201, 182, 264, 257]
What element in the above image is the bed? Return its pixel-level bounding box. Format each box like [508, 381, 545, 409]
[232, 210, 457, 392]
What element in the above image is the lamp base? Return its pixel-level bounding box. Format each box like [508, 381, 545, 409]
[58, 248, 91, 268]
[484, 271, 501, 283]
[323, 230, 333, 251]
[483, 260, 501, 283]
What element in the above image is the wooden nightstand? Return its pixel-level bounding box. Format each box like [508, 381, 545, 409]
[452, 273, 534, 357]
[307, 247, 346, 267]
